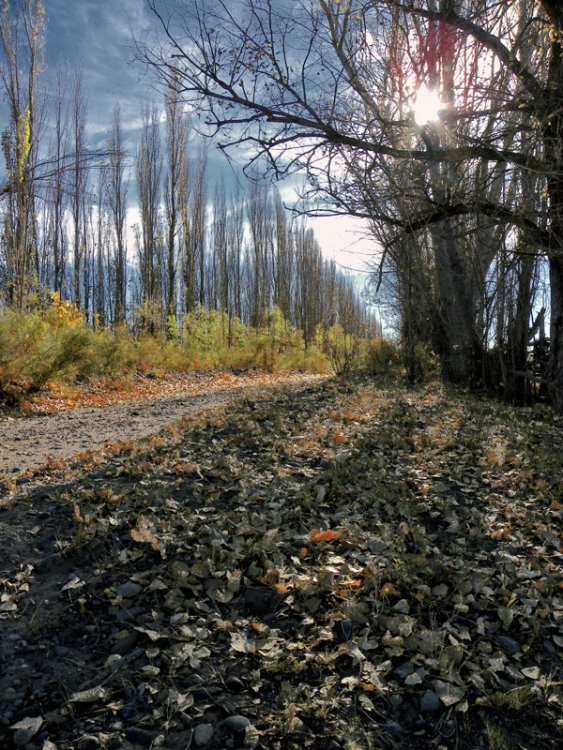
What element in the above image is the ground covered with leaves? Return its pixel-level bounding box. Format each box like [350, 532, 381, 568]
[2, 378, 563, 750]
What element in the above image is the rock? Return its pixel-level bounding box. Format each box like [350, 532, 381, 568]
[42, 741, 58, 750]
[434, 680, 465, 706]
[394, 661, 415, 681]
[13, 728, 35, 746]
[244, 587, 281, 617]
[223, 715, 250, 733]
[225, 675, 245, 692]
[54, 646, 69, 657]
[123, 728, 154, 747]
[76, 736, 100, 750]
[183, 674, 203, 688]
[194, 724, 214, 746]
[116, 582, 143, 599]
[194, 685, 221, 700]
[15, 704, 41, 721]
[420, 690, 441, 713]
[110, 631, 139, 656]
[496, 635, 521, 654]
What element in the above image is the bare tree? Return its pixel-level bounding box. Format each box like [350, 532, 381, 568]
[106, 102, 128, 325]
[180, 147, 206, 314]
[138, 0, 563, 408]
[163, 80, 189, 329]
[68, 67, 89, 311]
[0, 0, 45, 308]
[136, 103, 163, 332]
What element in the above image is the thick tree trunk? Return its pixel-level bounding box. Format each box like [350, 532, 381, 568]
[549, 255, 563, 412]
[544, 36, 563, 412]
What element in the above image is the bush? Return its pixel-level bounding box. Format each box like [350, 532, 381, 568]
[364, 338, 401, 379]
[324, 325, 362, 375]
[402, 341, 442, 383]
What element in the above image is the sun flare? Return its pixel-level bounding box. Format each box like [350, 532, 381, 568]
[412, 85, 443, 126]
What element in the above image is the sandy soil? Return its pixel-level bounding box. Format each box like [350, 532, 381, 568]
[0, 371, 326, 481]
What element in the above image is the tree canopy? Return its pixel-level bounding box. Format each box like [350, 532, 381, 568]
[138, 0, 563, 408]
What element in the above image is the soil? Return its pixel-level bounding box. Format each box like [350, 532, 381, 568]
[0, 371, 327, 750]
[0, 371, 325, 479]
[1, 374, 561, 750]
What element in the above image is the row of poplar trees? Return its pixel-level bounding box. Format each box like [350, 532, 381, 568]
[0, 0, 373, 344]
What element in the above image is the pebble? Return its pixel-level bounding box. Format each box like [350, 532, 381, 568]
[225, 675, 245, 692]
[394, 661, 415, 680]
[110, 632, 139, 656]
[194, 723, 214, 746]
[223, 715, 251, 733]
[13, 728, 35, 746]
[123, 727, 154, 747]
[54, 646, 69, 657]
[76, 736, 100, 750]
[116, 582, 143, 599]
[183, 674, 203, 688]
[496, 635, 521, 654]
[420, 689, 441, 713]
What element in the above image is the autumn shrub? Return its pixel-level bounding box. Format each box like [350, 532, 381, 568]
[87, 326, 137, 376]
[363, 337, 401, 380]
[0, 296, 99, 401]
[323, 324, 363, 375]
[0, 308, 45, 402]
[28, 324, 93, 389]
[402, 340, 442, 382]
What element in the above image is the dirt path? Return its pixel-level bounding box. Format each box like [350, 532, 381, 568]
[0, 371, 326, 483]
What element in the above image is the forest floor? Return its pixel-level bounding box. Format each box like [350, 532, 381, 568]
[1, 375, 563, 750]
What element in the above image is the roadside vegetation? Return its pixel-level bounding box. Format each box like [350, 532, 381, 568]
[0, 292, 398, 409]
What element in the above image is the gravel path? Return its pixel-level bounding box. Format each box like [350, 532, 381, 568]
[0, 372, 325, 479]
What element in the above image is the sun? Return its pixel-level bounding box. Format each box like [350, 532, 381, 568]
[412, 85, 443, 126]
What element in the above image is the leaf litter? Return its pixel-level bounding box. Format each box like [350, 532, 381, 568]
[1, 378, 563, 748]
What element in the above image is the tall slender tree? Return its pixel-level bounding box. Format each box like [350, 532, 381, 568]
[0, 0, 45, 308]
[106, 103, 128, 325]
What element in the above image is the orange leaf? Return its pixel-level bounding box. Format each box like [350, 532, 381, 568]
[379, 582, 399, 597]
[310, 529, 341, 543]
[335, 433, 345, 443]
[551, 500, 563, 510]
[299, 547, 308, 558]
[265, 569, 280, 585]
[349, 579, 362, 588]
[275, 583, 289, 594]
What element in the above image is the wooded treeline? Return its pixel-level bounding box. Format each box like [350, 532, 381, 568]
[0, 0, 374, 348]
[136, 0, 563, 407]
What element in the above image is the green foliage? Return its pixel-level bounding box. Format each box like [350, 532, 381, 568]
[0, 301, 338, 403]
[363, 337, 401, 380]
[323, 324, 362, 375]
[403, 341, 442, 382]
